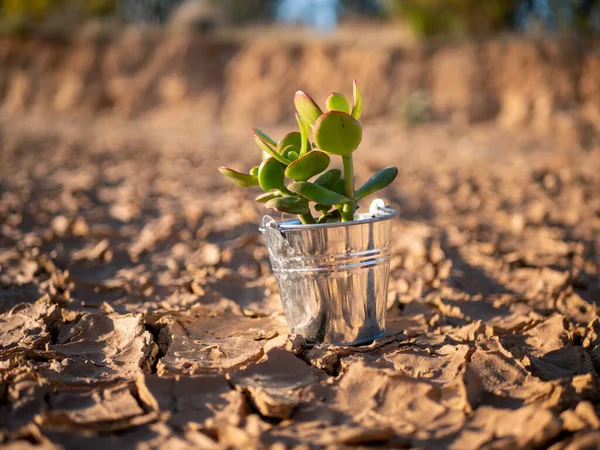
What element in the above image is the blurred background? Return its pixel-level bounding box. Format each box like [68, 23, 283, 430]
[1, 0, 600, 37]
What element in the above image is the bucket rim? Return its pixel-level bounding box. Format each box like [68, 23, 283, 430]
[259, 207, 397, 233]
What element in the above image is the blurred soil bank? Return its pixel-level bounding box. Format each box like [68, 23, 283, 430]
[0, 30, 599, 144]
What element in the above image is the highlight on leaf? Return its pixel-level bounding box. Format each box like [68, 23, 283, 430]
[255, 136, 291, 166]
[295, 113, 311, 157]
[313, 111, 362, 156]
[258, 157, 287, 192]
[326, 92, 350, 113]
[277, 132, 302, 153]
[252, 128, 277, 148]
[294, 91, 323, 126]
[218, 167, 259, 188]
[281, 145, 300, 161]
[352, 79, 362, 120]
[284, 150, 330, 182]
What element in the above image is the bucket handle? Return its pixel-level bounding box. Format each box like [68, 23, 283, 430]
[369, 198, 395, 216]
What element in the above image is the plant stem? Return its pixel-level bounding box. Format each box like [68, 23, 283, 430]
[299, 213, 315, 225]
[342, 155, 355, 199]
[341, 155, 355, 222]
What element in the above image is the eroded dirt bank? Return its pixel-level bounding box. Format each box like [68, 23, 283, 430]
[1, 32, 600, 131]
[0, 34, 600, 449]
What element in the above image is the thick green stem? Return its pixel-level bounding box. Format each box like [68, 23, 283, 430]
[341, 155, 355, 222]
[299, 213, 315, 225]
[342, 155, 355, 199]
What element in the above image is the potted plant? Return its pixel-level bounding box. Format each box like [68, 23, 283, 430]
[218, 80, 398, 346]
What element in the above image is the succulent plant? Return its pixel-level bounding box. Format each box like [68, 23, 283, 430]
[218, 80, 398, 224]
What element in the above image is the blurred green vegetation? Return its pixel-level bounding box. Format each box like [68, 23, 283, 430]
[222, 0, 273, 24]
[0, 0, 115, 36]
[378, 0, 518, 38]
[399, 91, 431, 127]
[1, 0, 115, 17]
[379, 0, 600, 38]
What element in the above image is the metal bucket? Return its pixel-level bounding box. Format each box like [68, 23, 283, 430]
[260, 199, 397, 346]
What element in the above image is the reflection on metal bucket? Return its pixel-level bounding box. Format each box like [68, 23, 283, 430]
[260, 199, 396, 346]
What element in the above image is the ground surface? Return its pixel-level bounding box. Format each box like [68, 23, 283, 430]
[1, 110, 599, 450]
[1, 32, 600, 450]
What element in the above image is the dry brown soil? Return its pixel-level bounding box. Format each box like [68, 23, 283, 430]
[1, 33, 600, 450]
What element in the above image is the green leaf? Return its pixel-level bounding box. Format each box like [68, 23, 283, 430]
[258, 157, 287, 192]
[265, 196, 310, 214]
[313, 111, 362, 156]
[252, 128, 277, 147]
[355, 167, 398, 200]
[332, 178, 345, 195]
[218, 166, 259, 188]
[281, 145, 300, 161]
[317, 209, 342, 223]
[314, 168, 341, 189]
[255, 136, 291, 166]
[284, 150, 330, 181]
[277, 132, 302, 153]
[315, 203, 331, 213]
[249, 166, 259, 176]
[288, 181, 351, 205]
[326, 92, 350, 113]
[294, 91, 323, 126]
[296, 113, 310, 157]
[255, 190, 281, 203]
[351, 79, 362, 120]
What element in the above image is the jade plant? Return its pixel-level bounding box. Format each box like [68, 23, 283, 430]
[218, 80, 398, 224]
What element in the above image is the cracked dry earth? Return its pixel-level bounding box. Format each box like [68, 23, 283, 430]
[1, 116, 599, 450]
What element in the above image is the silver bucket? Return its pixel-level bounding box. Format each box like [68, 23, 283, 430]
[260, 199, 397, 346]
